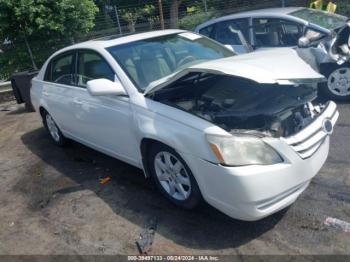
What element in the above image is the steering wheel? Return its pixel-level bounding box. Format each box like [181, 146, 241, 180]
[177, 56, 196, 67]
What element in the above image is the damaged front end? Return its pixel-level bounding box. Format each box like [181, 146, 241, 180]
[149, 73, 325, 139]
[328, 21, 350, 65]
[299, 21, 350, 67]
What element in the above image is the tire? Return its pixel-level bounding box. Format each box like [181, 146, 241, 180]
[148, 143, 202, 209]
[319, 64, 350, 101]
[42, 110, 67, 146]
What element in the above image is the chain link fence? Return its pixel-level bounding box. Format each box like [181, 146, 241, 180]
[91, 0, 310, 35]
[1, 0, 349, 79]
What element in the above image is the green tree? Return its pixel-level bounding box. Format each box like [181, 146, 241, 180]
[142, 4, 158, 29]
[337, 1, 350, 17]
[0, 0, 98, 69]
[121, 8, 143, 32]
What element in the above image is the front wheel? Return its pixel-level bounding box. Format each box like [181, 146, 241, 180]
[320, 65, 350, 101]
[148, 143, 202, 209]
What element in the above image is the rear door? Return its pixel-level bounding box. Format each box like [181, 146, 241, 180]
[42, 51, 77, 134]
[200, 18, 252, 54]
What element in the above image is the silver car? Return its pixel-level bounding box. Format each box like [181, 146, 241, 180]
[195, 7, 350, 100]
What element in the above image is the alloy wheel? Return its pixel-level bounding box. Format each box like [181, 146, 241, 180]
[327, 67, 350, 97]
[45, 114, 60, 142]
[154, 151, 191, 201]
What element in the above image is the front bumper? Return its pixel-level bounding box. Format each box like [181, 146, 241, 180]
[182, 102, 338, 221]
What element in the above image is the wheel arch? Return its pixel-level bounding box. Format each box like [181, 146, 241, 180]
[39, 106, 47, 118]
[319, 62, 350, 74]
[140, 137, 176, 178]
[38, 105, 65, 133]
[140, 137, 204, 208]
[319, 62, 339, 76]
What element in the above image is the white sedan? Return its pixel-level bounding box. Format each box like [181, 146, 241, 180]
[31, 30, 338, 221]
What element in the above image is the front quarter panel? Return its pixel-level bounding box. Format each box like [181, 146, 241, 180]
[133, 96, 226, 163]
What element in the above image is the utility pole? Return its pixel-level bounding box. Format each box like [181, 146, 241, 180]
[203, 0, 208, 13]
[114, 5, 122, 35]
[158, 0, 165, 30]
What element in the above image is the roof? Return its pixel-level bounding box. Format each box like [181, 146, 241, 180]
[226, 7, 303, 17]
[37, 29, 188, 80]
[65, 29, 185, 51]
[196, 7, 306, 30]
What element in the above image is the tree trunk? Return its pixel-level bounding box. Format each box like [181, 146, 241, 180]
[170, 0, 181, 29]
[128, 21, 136, 33]
[158, 0, 165, 29]
[23, 32, 37, 70]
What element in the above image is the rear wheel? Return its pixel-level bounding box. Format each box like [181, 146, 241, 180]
[148, 143, 202, 209]
[42, 111, 67, 146]
[320, 64, 350, 101]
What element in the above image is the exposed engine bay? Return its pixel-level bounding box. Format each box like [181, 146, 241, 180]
[150, 73, 325, 137]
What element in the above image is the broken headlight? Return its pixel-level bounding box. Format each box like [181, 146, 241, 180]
[206, 134, 283, 166]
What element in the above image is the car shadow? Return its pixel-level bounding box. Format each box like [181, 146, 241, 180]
[5, 106, 28, 115]
[21, 127, 286, 250]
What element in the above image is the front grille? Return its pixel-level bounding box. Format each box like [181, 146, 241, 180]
[282, 101, 339, 159]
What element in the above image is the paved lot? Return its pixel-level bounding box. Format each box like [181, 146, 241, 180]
[0, 99, 349, 255]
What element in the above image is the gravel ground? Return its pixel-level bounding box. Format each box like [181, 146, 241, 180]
[0, 100, 349, 256]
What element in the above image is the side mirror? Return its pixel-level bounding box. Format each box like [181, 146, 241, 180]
[87, 78, 127, 96]
[298, 36, 311, 48]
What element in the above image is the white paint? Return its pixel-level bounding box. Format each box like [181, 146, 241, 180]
[179, 32, 203, 41]
[30, 30, 338, 221]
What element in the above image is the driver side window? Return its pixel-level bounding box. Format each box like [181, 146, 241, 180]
[77, 51, 115, 88]
[253, 18, 303, 47]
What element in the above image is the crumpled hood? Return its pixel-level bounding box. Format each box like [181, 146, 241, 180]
[144, 48, 324, 95]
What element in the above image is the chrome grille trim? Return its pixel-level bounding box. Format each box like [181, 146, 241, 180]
[282, 101, 339, 159]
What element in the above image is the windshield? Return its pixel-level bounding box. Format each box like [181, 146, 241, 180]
[290, 8, 347, 30]
[106, 33, 234, 91]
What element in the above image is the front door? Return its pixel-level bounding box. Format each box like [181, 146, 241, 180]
[252, 18, 304, 50]
[69, 50, 139, 164]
